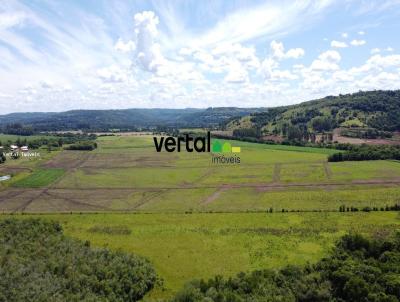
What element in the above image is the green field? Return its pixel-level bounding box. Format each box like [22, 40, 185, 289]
[1, 134, 400, 299]
[12, 168, 65, 188]
[10, 211, 400, 298]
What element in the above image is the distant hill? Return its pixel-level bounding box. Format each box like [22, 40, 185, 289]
[227, 90, 400, 140]
[0, 107, 265, 132]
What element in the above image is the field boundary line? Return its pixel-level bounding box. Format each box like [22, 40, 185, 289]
[51, 179, 400, 191]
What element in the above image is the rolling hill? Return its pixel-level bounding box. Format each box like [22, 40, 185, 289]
[226, 90, 400, 140]
[0, 107, 265, 132]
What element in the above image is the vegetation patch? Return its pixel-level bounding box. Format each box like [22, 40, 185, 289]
[65, 141, 97, 151]
[28, 212, 400, 298]
[329, 144, 400, 162]
[12, 168, 65, 188]
[88, 225, 132, 235]
[173, 233, 400, 302]
[0, 219, 157, 302]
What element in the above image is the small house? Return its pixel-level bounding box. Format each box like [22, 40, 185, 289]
[10, 145, 18, 151]
[21, 146, 29, 152]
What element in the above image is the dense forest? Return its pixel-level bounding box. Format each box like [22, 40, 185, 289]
[173, 232, 400, 302]
[0, 219, 157, 302]
[227, 90, 400, 140]
[0, 108, 264, 132]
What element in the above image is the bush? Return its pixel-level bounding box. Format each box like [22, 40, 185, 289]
[0, 219, 157, 301]
[65, 141, 97, 150]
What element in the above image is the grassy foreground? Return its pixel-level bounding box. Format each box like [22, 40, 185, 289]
[8, 211, 399, 299]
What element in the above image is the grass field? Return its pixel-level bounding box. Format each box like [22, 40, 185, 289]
[8, 211, 400, 298]
[1, 134, 400, 299]
[12, 168, 65, 188]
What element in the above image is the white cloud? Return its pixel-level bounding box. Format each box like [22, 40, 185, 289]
[332, 70, 354, 83]
[371, 48, 380, 54]
[286, 48, 305, 59]
[133, 11, 166, 73]
[114, 38, 136, 53]
[319, 50, 341, 63]
[270, 40, 285, 59]
[310, 50, 341, 71]
[260, 57, 278, 79]
[224, 62, 249, 83]
[97, 65, 129, 83]
[351, 39, 366, 46]
[331, 40, 348, 48]
[270, 40, 304, 59]
[1, 2, 400, 113]
[358, 31, 365, 35]
[212, 42, 260, 69]
[270, 69, 297, 80]
[367, 54, 400, 69]
[192, 1, 334, 48]
[0, 11, 27, 29]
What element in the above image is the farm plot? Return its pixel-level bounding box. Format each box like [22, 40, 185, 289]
[1, 135, 400, 213]
[13, 168, 65, 188]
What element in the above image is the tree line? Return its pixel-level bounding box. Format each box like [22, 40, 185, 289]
[328, 144, 400, 162]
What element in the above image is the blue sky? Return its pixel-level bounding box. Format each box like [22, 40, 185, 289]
[0, 0, 400, 113]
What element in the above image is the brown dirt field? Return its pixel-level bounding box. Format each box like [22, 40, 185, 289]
[211, 130, 233, 137]
[43, 151, 92, 170]
[333, 128, 400, 145]
[261, 135, 284, 143]
[1, 178, 400, 212]
[0, 166, 33, 174]
[92, 132, 153, 136]
[80, 153, 175, 169]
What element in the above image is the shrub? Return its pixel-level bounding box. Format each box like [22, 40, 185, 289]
[0, 219, 157, 301]
[65, 141, 97, 150]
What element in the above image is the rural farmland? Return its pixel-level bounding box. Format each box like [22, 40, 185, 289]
[1, 134, 400, 298]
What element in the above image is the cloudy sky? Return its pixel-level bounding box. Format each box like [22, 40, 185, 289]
[0, 0, 400, 113]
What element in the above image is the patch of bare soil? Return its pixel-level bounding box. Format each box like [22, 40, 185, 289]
[91, 132, 153, 136]
[202, 185, 234, 204]
[13, 189, 48, 212]
[211, 130, 233, 137]
[80, 154, 176, 169]
[43, 191, 111, 210]
[43, 151, 92, 170]
[261, 135, 284, 143]
[0, 189, 28, 203]
[333, 128, 400, 145]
